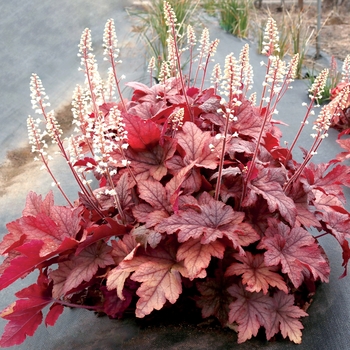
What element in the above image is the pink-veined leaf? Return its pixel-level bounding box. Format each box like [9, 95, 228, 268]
[225, 252, 288, 294]
[258, 220, 330, 288]
[106, 245, 145, 299]
[227, 283, 272, 343]
[22, 191, 54, 217]
[126, 138, 177, 181]
[137, 178, 170, 211]
[177, 238, 225, 280]
[176, 122, 221, 169]
[157, 193, 259, 253]
[17, 204, 82, 257]
[60, 242, 114, 295]
[131, 245, 185, 318]
[243, 166, 297, 226]
[266, 291, 308, 344]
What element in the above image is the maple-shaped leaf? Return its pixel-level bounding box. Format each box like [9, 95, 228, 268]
[317, 211, 350, 245]
[22, 191, 54, 217]
[242, 166, 296, 226]
[55, 242, 114, 295]
[232, 101, 268, 140]
[258, 220, 330, 288]
[0, 220, 25, 255]
[286, 180, 320, 228]
[265, 291, 308, 344]
[0, 239, 75, 291]
[126, 138, 177, 181]
[0, 272, 58, 347]
[225, 252, 288, 294]
[131, 244, 186, 318]
[157, 193, 259, 253]
[106, 245, 147, 299]
[302, 163, 350, 201]
[176, 238, 225, 280]
[313, 190, 347, 213]
[227, 283, 272, 343]
[110, 234, 138, 265]
[196, 270, 235, 326]
[137, 178, 170, 211]
[176, 122, 221, 169]
[13, 203, 82, 257]
[123, 113, 161, 151]
[0, 191, 76, 256]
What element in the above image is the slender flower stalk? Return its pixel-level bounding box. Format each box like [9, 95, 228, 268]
[30, 74, 105, 217]
[211, 63, 222, 94]
[284, 84, 350, 192]
[163, 1, 192, 120]
[103, 19, 126, 111]
[341, 54, 350, 83]
[259, 18, 280, 113]
[284, 68, 328, 165]
[215, 53, 241, 201]
[193, 27, 210, 87]
[200, 38, 220, 91]
[27, 116, 73, 207]
[148, 56, 156, 87]
[78, 28, 101, 118]
[186, 24, 196, 88]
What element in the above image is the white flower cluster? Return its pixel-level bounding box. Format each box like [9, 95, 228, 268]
[261, 18, 280, 56]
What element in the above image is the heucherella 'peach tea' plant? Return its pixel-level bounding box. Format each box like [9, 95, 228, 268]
[1, 3, 350, 347]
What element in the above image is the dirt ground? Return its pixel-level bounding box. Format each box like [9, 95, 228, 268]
[255, 2, 350, 62]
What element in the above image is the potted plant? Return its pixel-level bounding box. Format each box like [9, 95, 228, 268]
[0, 2, 350, 347]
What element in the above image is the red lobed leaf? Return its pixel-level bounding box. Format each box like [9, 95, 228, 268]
[106, 245, 145, 299]
[0, 273, 56, 347]
[123, 113, 161, 151]
[176, 121, 222, 169]
[131, 245, 185, 318]
[54, 242, 114, 295]
[242, 166, 297, 226]
[22, 191, 54, 217]
[126, 138, 177, 181]
[176, 238, 225, 280]
[137, 178, 170, 211]
[157, 193, 259, 253]
[258, 220, 330, 288]
[227, 283, 272, 343]
[266, 291, 308, 344]
[225, 252, 288, 294]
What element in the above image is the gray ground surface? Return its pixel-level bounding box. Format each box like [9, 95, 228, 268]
[0, 1, 349, 349]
